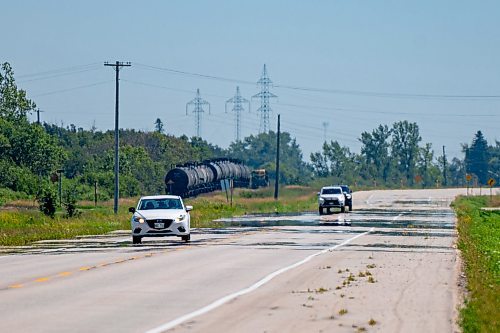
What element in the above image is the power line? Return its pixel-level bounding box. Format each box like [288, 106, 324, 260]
[32, 80, 113, 97]
[134, 62, 500, 100]
[17, 63, 101, 79]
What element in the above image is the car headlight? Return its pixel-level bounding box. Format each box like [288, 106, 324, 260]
[176, 214, 186, 222]
[133, 215, 145, 223]
[346, 194, 351, 199]
[319, 197, 325, 204]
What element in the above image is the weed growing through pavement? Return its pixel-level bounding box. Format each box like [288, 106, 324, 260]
[366, 264, 376, 269]
[368, 276, 376, 283]
[338, 309, 348, 315]
[369, 318, 377, 326]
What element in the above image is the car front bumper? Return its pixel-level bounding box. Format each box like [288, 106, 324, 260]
[131, 220, 190, 237]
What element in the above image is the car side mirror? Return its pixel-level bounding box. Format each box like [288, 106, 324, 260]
[317, 192, 320, 196]
[128, 207, 135, 213]
[350, 190, 352, 193]
[185, 205, 193, 212]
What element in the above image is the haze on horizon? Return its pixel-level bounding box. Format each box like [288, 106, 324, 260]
[2, 0, 499, 160]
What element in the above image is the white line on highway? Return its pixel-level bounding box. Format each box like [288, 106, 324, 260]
[365, 194, 374, 206]
[145, 228, 375, 333]
[393, 213, 404, 221]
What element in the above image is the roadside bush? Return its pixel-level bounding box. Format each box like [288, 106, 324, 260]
[63, 186, 81, 218]
[37, 186, 57, 218]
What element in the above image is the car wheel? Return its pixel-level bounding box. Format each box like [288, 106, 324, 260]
[181, 234, 190, 242]
[132, 236, 142, 244]
[349, 204, 353, 212]
[319, 207, 324, 215]
[341, 205, 346, 213]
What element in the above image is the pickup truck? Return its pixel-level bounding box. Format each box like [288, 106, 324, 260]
[318, 186, 345, 215]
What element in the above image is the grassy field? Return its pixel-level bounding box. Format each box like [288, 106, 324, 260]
[0, 186, 318, 246]
[453, 195, 499, 333]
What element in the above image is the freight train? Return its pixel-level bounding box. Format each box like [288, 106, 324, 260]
[164, 159, 252, 197]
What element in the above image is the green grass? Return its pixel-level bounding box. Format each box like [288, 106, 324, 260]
[453, 195, 499, 333]
[0, 207, 130, 246]
[0, 185, 317, 246]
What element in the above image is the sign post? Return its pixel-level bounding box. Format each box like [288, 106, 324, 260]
[466, 174, 472, 195]
[488, 178, 496, 200]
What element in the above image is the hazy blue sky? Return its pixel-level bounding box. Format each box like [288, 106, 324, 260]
[3, 0, 499, 160]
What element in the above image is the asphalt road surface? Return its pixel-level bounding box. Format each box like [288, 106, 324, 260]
[0, 189, 467, 333]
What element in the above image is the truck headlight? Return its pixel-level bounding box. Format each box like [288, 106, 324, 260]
[319, 197, 325, 204]
[133, 216, 145, 223]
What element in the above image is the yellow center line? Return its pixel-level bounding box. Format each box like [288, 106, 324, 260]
[79, 266, 92, 271]
[35, 277, 49, 283]
[58, 272, 72, 277]
[8, 284, 23, 289]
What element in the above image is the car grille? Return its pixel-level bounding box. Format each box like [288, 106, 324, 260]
[146, 219, 174, 229]
[325, 199, 339, 205]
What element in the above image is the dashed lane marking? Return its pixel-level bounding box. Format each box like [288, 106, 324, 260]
[35, 277, 49, 283]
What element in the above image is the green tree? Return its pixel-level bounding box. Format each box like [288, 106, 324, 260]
[228, 132, 311, 184]
[0, 62, 36, 121]
[154, 118, 164, 133]
[465, 131, 489, 184]
[391, 121, 421, 185]
[359, 124, 391, 182]
[417, 143, 434, 188]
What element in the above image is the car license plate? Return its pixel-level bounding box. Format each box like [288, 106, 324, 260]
[154, 222, 164, 229]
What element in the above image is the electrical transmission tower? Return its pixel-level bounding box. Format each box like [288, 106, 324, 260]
[252, 64, 277, 133]
[225, 86, 250, 142]
[186, 89, 210, 137]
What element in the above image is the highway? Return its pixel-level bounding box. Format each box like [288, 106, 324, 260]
[0, 189, 464, 333]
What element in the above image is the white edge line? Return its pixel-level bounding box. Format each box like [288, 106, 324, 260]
[145, 228, 374, 333]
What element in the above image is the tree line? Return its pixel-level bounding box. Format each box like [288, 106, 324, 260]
[1, 61, 498, 205]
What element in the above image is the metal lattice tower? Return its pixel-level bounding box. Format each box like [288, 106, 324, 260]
[252, 64, 277, 133]
[225, 86, 250, 142]
[186, 88, 210, 137]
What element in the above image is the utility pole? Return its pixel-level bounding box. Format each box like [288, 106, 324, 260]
[225, 86, 250, 142]
[442, 145, 447, 187]
[274, 114, 281, 200]
[36, 109, 44, 125]
[186, 89, 210, 137]
[322, 121, 329, 142]
[104, 61, 131, 214]
[253, 64, 277, 134]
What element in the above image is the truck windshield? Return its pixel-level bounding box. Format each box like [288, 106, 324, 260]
[139, 199, 183, 210]
[322, 188, 341, 194]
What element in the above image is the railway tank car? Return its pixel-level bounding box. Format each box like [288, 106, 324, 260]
[165, 159, 250, 197]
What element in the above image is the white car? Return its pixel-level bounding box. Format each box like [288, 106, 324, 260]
[318, 186, 346, 215]
[129, 195, 192, 244]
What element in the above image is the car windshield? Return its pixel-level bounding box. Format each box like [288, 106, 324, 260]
[139, 198, 183, 210]
[340, 186, 349, 192]
[322, 188, 341, 195]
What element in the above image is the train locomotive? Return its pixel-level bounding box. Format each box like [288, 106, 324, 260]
[164, 159, 251, 197]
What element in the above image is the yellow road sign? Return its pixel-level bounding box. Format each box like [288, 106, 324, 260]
[488, 178, 496, 187]
[466, 174, 472, 181]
